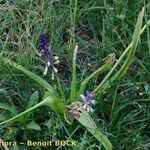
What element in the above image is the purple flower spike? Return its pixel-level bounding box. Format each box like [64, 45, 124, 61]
[39, 33, 60, 79]
[39, 33, 51, 60]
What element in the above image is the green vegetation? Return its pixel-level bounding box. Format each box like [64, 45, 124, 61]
[0, 1, 150, 150]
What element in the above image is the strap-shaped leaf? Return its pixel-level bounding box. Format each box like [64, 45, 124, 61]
[112, 7, 145, 81]
[3, 58, 54, 94]
[79, 54, 115, 95]
[0, 96, 59, 126]
[77, 110, 112, 150]
[94, 7, 146, 96]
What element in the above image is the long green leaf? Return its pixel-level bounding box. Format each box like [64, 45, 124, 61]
[0, 96, 59, 126]
[2, 58, 54, 94]
[18, 91, 40, 123]
[79, 53, 115, 94]
[112, 7, 145, 81]
[94, 7, 146, 95]
[77, 110, 112, 150]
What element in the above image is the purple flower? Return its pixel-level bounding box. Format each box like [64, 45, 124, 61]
[80, 91, 96, 105]
[67, 91, 96, 115]
[78, 91, 96, 112]
[39, 33, 59, 79]
[39, 33, 51, 60]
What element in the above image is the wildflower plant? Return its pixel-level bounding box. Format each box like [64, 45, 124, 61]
[0, 7, 149, 150]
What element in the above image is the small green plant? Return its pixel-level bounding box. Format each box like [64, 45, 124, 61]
[0, 7, 149, 150]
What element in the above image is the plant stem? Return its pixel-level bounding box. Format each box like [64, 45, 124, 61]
[56, 76, 66, 103]
[70, 45, 78, 102]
